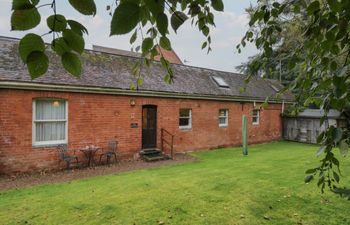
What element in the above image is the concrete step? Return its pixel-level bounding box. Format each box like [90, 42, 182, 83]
[140, 148, 161, 156]
[140, 148, 170, 162]
[142, 154, 171, 162]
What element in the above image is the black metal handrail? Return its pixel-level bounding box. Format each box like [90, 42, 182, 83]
[161, 128, 174, 159]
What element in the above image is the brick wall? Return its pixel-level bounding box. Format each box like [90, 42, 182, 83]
[0, 89, 282, 174]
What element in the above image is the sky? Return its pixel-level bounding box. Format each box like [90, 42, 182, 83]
[0, 0, 258, 73]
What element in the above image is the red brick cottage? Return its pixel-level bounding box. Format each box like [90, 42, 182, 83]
[0, 37, 293, 174]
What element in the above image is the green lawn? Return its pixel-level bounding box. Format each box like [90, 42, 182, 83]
[1, 142, 349, 225]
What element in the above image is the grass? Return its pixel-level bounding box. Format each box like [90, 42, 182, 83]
[0, 141, 349, 225]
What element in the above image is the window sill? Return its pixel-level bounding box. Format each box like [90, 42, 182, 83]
[179, 127, 192, 131]
[252, 123, 260, 126]
[32, 142, 67, 149]
[219, 125, 228, 128]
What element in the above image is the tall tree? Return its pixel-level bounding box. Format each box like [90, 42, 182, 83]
[237, 0, 350, 198]
[236, 5, 305, 86]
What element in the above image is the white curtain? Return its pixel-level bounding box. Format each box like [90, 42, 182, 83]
[35, 100, 66, 142]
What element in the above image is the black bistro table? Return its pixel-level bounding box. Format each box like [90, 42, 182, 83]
[80, 146, 100, 167]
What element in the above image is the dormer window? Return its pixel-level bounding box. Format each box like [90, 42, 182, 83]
[212, 76, 230, 88]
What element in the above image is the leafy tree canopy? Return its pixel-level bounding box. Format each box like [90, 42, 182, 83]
[237, 0, 350, 199]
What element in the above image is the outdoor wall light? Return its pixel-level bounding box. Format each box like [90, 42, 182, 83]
[129, 98, 136, 106]
[53, 100, 60, 107]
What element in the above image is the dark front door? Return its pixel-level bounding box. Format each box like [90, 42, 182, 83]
[142, 105, 157, 149]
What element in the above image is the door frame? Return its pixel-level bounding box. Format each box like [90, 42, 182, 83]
[141, 105, 157, 149]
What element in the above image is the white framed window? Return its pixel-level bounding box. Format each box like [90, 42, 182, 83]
[32, 99, 68, 146]
[219, 109, 228, 127]
[179, 108, 192, 129]
[252, 109, 260, 125]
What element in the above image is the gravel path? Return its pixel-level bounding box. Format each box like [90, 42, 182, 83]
[0, 153, 198, 191]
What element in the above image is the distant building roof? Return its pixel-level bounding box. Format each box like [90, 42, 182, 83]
[92, 45, 183, 64]
[0, 36, 293, 102]
[92, 45, 141, 58]
[297, 109, 342, 119]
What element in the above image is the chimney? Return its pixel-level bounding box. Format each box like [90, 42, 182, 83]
[154, 46, 183, 64]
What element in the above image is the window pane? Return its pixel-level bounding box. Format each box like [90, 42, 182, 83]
[253, 117, 258, 123]
[35, 122, 66, 142]
[179, 118, 189, 126]
[36, 100, 65, 120]
[219, 109, 227, 117]
[219, 117, 227, 124]
[179, 109, 190, 117]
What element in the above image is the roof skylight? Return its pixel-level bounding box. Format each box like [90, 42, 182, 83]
[270, 84, 280, 92]
[212, 76, 230, 88]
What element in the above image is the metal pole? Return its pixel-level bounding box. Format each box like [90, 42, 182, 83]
[242, 115, 248, 156]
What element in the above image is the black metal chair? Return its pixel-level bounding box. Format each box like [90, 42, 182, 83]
[57, 145, 79, 170]
[99, 140, 118, 165]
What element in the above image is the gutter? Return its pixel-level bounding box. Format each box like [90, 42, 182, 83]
[0, 81, 294, 104]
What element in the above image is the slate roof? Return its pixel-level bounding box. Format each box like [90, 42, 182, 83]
[0, 37, 293, 102]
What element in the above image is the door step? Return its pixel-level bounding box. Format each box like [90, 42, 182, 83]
[140, 148, 170, 162]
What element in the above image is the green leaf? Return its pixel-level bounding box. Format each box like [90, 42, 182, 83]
[164, 73, 171, 83]
[68, 0, 96, 16]
[181, 0, 187, 11]
[304, 175, 314, 183]
[333, 171, 340, 183]
[316, 145, 326, 157]
[26, 51, 49, 79]
[307, 1, 320, 15]
[144, 0, 164, 15]
[19, 33, 45, 62]
[63, 29, 85, 54]
[51, 38, 71, 56]
[211, 0, 224, 11]
[110, 2, 140, 35]
[171, 11, 188, 33]
[67, 20, 88, 36]
[339, 139, 348, 157]
[141, 38, 153, 53]
[61, 52, 82, 77]
[11, 7, 40, 30]
[31, 0, 39, 5]
[130, 30, 137, 44]
[305, 168, 317, 174]
[201, 41, 207, 49]
[202, 26, 209, 36]
[12, 0, 34, 10]
[159, 36, 171, 51]
[160, 57, 169, 68]
[156, 13, 168, 36]
[47, 14, 67, 32]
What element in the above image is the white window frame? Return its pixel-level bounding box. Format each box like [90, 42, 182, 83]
[218, 109, 229, 127]
[32, 99, 68, 146]
[252, 109, 260, 125]
[179, 108, 192, 129]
